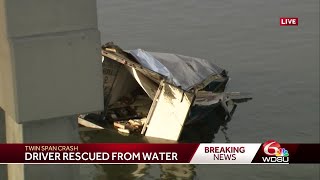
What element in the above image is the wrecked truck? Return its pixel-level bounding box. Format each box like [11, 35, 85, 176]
[78, 42, 251, 141]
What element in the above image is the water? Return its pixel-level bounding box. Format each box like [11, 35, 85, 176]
[81, 0, 319, 179]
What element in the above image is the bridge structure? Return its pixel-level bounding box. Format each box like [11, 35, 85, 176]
[0, 0, 103, 179]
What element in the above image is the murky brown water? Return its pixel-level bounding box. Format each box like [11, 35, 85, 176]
[81, 0, 319, 179]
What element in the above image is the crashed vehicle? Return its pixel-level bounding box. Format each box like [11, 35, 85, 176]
[78, 42, 251, 141]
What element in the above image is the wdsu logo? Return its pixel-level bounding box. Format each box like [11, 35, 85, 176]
[262, 140, 289, 163]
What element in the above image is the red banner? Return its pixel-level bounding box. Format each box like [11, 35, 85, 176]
[0, 143, 319, 164]
[0, 144, 199, 163]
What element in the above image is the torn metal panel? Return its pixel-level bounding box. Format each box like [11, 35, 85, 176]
[102, 43, 229, 92]
[144, 82, 195, 141]
[130, 49, 227, 91]
[194, 92, 225, 106]
[75, 42, 252, 141]
[101, 49, 164, 84]
[125, 66, 158, 100]
[194, 91, 252, 106]
[140, 81, 164, 135]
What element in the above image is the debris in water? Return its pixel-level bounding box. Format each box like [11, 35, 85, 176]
[78, 42, 252, 141]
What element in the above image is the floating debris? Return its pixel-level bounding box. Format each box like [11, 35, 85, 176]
[78, 42, 252, 141]
[117, 128, 130, 134]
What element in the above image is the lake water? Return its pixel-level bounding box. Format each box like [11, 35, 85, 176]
[80, 0, 319, 179]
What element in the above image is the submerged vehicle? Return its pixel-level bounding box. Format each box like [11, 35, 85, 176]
[79, 42, 251, 141]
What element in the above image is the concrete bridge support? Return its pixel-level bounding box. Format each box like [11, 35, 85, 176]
[0, 0, 103, 179]
[0, 108, 7, 180]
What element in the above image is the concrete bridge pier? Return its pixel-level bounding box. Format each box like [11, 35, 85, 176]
[5, 115, 81, 180]
[0, 0, 103, 179]
[0, 108, 7, 180]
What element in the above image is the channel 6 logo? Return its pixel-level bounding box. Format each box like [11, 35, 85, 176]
[262, 140, 289, 163]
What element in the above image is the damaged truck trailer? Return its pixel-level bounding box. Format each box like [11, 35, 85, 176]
[78, 42, 250, 141]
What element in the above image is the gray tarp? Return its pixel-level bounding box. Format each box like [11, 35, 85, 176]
[129, 49, 225, 90]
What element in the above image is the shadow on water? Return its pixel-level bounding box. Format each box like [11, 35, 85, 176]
[79, 101, 245, 180]
[179, 105, 236, 143]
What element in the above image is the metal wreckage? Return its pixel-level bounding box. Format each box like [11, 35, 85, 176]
[78, 42, 251, 141]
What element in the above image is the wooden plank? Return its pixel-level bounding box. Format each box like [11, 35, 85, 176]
[78, 117, 104, 129]
[145, 83, 195, 141]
